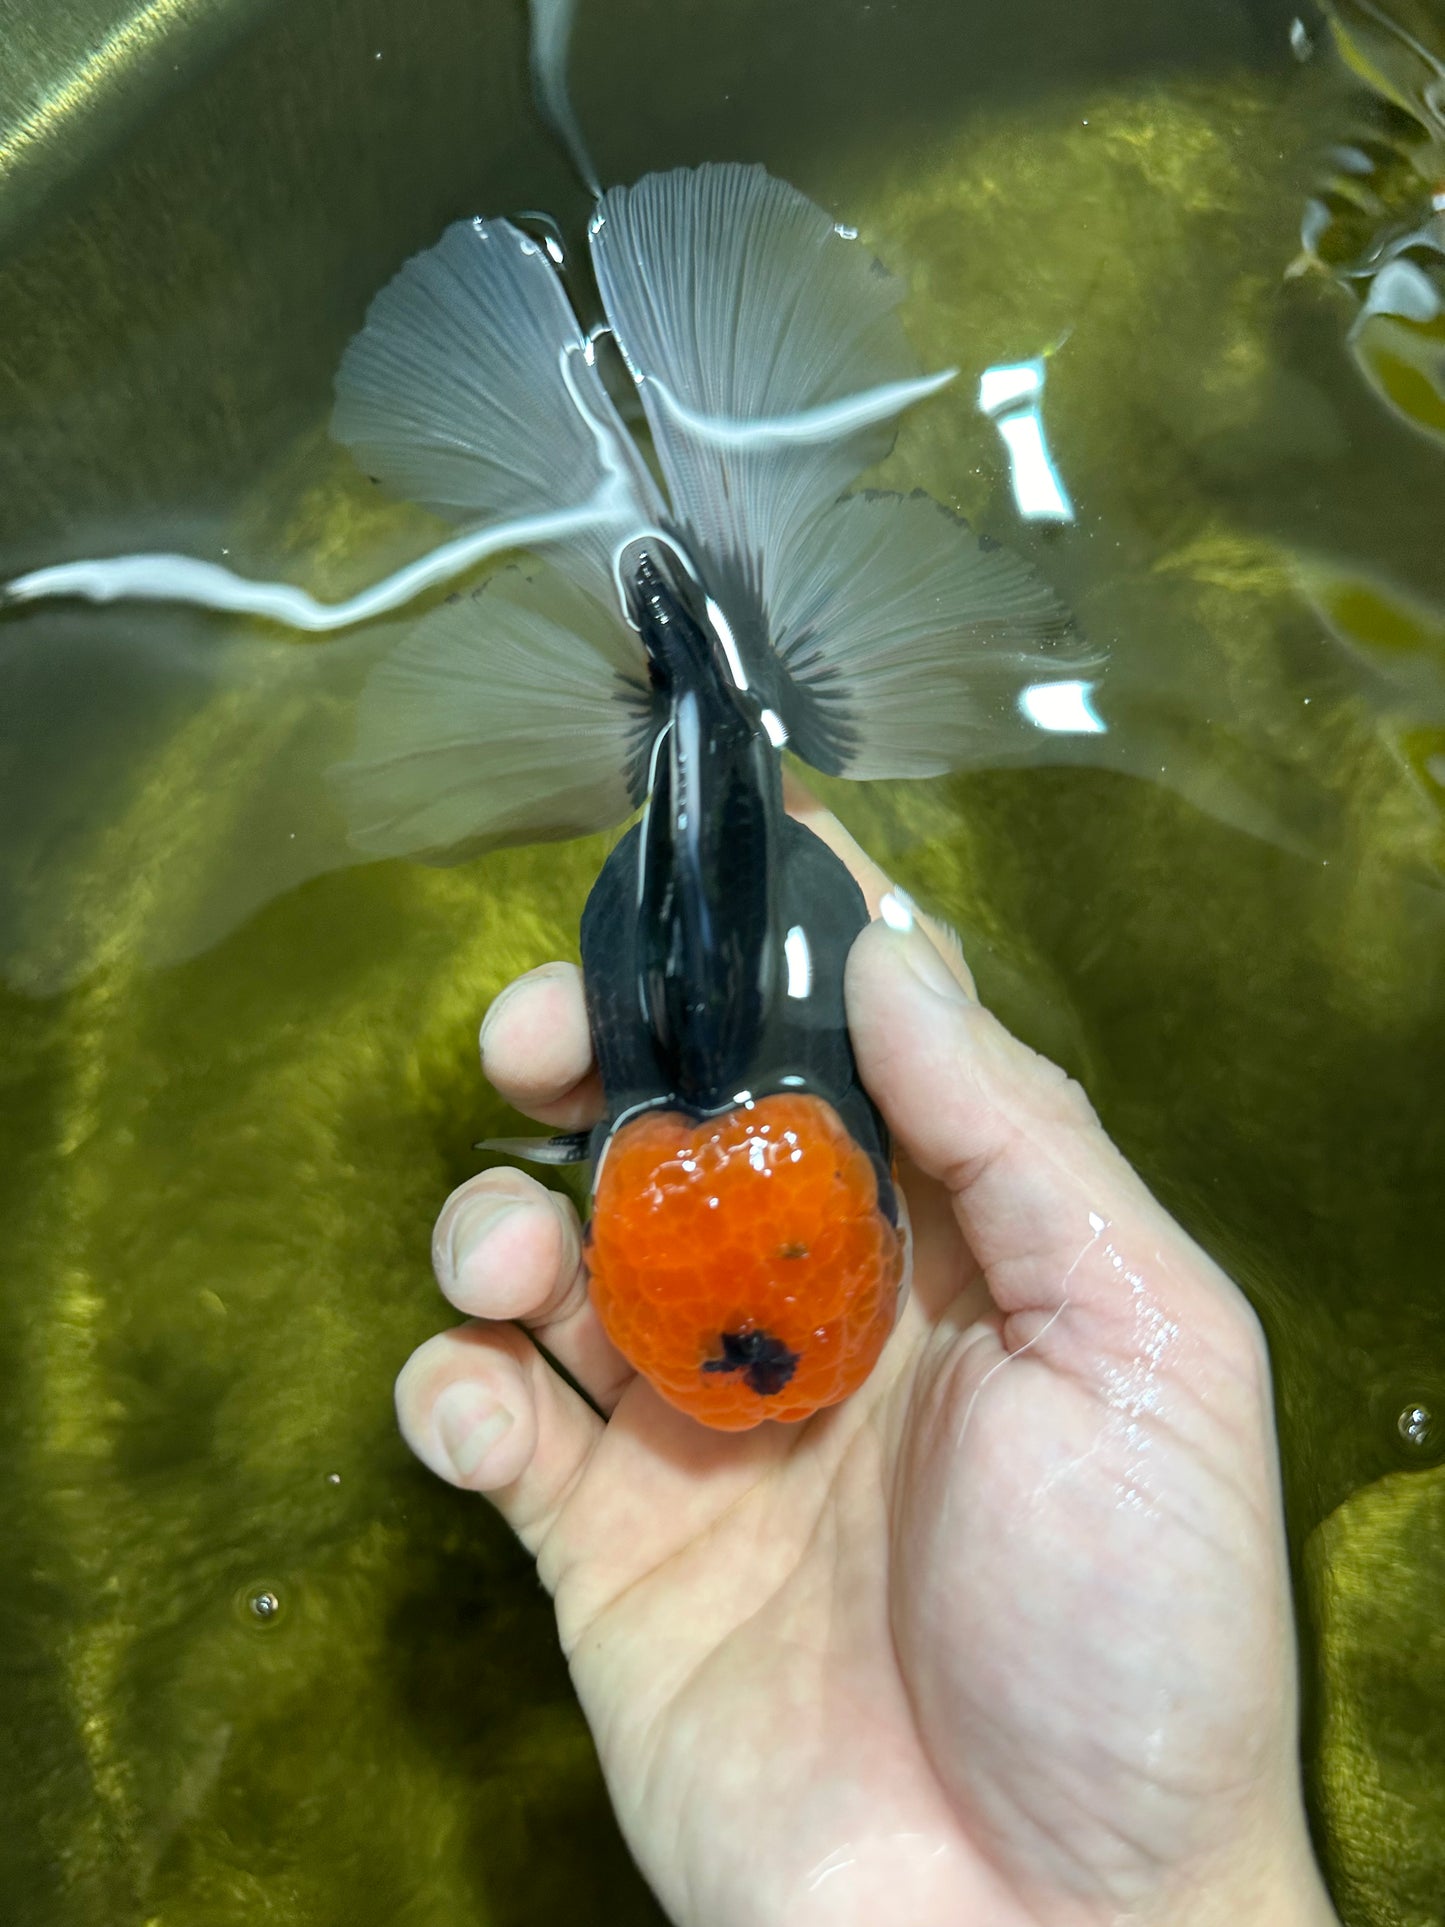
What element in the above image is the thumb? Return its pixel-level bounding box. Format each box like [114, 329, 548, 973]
[845, 905, 1214, 1327]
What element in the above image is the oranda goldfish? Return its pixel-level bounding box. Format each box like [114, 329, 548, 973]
[2, 160, 1077, 1427]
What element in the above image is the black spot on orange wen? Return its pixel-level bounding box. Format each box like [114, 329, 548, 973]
[702, 1329, 800, 1397]
[588, 1093, 904, 1430]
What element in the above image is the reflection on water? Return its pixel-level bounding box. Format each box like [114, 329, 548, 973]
[977, 357, 1077, 521]
[1, 1, 1444, 1923]
[1295, 0, 1445, 441]
[1019, 678, 1106, 733]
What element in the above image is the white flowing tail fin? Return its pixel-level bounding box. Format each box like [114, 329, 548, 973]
[589, 165, 1079, 779]
[756, 491, 1084, 778]
[333, 213, 659, 593]
[329, 563, 655, 860]
[590, 163, 940, 609]
[528, 0, 601, 195]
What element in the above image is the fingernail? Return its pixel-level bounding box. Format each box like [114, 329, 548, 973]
[479, 981, 526, 1061]
[895, 921, 972, 1001]
[878, 888, 972, 999]
[435, 1382, 515, 1483]
[905, 924, 974, 1002]
[438, 1196, 520, 1292]
[479, 962, 570, 1062]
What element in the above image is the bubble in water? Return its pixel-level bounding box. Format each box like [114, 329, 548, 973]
[1397, 1403, 1437, 1453]
[233, 1579, 289, 1631]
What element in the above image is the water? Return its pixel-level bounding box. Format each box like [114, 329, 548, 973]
[1, 0, 1443, 1920]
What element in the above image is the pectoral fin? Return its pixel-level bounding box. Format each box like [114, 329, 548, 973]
[475, 1131, 593, 1164]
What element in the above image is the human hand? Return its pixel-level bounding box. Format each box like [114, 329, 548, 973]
[396, 800, 1340, 1927]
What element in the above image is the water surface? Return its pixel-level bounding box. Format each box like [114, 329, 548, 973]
[1, 1, 1443, 1921]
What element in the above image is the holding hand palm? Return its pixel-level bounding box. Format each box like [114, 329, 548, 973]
[398, 812, 1336, 1927]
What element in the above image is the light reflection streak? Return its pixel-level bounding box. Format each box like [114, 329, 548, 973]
[1019, 679, 1106, 735]
[1, 0, 212, 184]
[976, 359, 1075, 522]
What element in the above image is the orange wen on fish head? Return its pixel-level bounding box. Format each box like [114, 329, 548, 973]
[587, 1093, 905, 1430]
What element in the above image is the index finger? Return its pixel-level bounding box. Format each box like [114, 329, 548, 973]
[782, 771, 975, 994]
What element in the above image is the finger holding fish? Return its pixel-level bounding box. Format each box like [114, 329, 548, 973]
[475, 780, 977, 1134]
[478, 789, 941, 1134]
[430, 1165, 635, 1413]
[478, 960, 602, 1127]
[780, 772, 977, 994]
[437, 791, 937, 1448]
[395, 1319, 607, 1550]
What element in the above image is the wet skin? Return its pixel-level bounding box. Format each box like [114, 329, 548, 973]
[397, 797, 1342, 1927]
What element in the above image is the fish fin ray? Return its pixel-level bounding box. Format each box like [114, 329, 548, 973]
[332, 217, 654, 583]
[328, 564, 656, 860]
[755, 490, 1088, 778]
[590, 163, 926, 599]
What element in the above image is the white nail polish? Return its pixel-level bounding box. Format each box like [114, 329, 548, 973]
[879, 888, 915, 933]
[435, 1383, 514, 1482]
